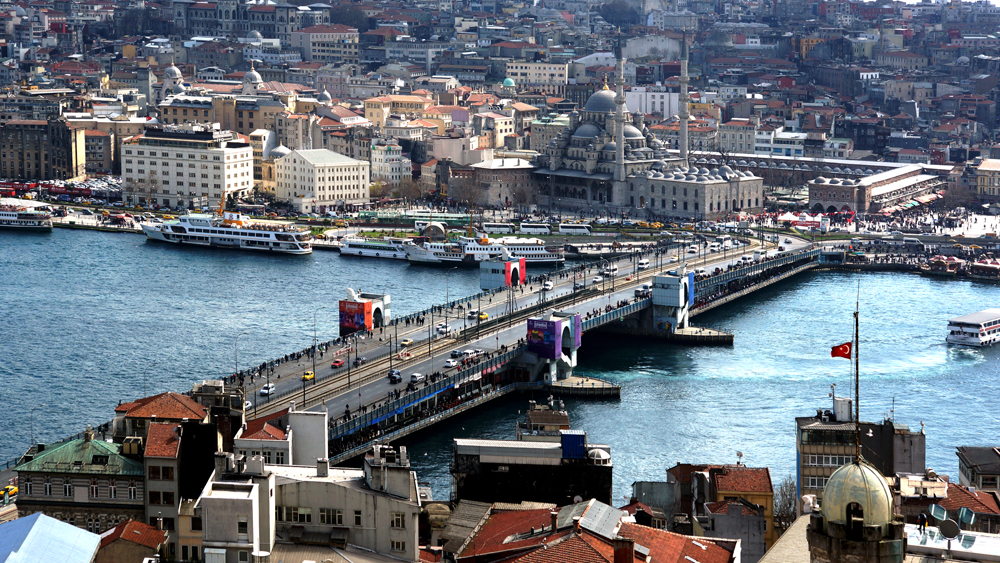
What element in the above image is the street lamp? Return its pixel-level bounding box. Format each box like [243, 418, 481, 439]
[142, 363, 158, 398]
[30, 404, 45, 446]
[312, 306, 327, 385]
[235, 331, 249, 389]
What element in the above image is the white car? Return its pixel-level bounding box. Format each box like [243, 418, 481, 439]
[260, 383, 275, 396]
[542, 281, 554, 291]
[410, 373, 426, 383]
[444, 359, 459, 368]
[591, 276, 602, 284]
[243, 400, 253, 410]
[784, 238, 792, 244]
[668, 256, 678, 263]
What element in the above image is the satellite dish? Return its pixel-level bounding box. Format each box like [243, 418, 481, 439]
[940, 519, 960, 540]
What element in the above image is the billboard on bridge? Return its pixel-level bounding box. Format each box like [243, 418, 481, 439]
[339, 300, 372, 336]
[527, 318, 562, 360]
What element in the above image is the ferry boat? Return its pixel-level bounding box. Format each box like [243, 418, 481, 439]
[141, 200, 312, 255]
[920, 255, 963, 277]
[405, 235, 564, 265]
[967, 259, 1000, 282]
[339, 236, 411, 260]
[0, 203, 53, 230]
[946, 308, 1000, 347]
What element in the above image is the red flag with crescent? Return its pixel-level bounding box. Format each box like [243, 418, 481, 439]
[831, 342, 852, 359]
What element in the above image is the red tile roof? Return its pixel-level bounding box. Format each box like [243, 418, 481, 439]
[99, 519, 167, 550]
[242, 421, 286, 441]
[705, 501, 759, 516]
[619, 501, 654, 516]
[617, 522, 732, 563]
[459, 508, 567, 558]
[712, 466, 773, 494]
[508, 534, 612, 563]
[941, 483, 1000, 514]
[145, 423, 181, 458]
[114, 392, 208, 421]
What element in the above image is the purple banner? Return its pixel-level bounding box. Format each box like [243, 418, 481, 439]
[527, 319, 561, 359]
[574, 314, 582, 349]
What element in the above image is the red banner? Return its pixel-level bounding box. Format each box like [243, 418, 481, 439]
[339, 300, 372, 334]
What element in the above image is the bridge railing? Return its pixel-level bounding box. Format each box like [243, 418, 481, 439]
[581, 298, 652, 331]
[693, 248, 820, 297]
[329, 345, 527, 440]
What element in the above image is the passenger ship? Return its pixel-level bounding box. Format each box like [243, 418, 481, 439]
[141, 202, 312, 255]
[405, 235, 564, 265]
[946, 308, 1000, 347]
[0, 203, 53, 230]
[339, 236, 411, 260]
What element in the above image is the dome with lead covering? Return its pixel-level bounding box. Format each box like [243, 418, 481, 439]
[584, 88, 617, 113]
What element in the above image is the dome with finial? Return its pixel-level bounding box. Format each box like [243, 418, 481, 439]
[247, 30, 263, 40]
[269, 145, 292, 159]
[163, 63, 182, 80]
[821, 460, 895, 534]
[502, 77, 516, 87]
[584, 86, 617, 113]
[245, 64, 263, 85]
[318, 89, 332, 103]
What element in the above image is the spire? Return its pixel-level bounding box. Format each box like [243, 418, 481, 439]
[679, 27, 690, 164]
[602, 74, 609, 90]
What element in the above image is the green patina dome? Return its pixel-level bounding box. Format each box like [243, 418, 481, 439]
[502, 77, 516, 87]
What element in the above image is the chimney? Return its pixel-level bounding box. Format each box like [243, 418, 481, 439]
[550, 510, 558, 532]
[83, 425, 94, 442]
[573, 516, 581, 533]
[317, 457, 329, 477]
[613, 536, 635, 563]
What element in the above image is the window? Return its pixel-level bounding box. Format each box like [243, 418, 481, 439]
[391, 512, 405, 529]
[44, 480, 52, 496]
[238, 551, 249, 563]
[90, 480, 99, 498]
[162, 467, 174, 480]
[148, 466, 161, 480]
[149, 491, 161, 504]
[354, 510, 362, 526]
[191, 517, 203, 531]
[129, 481, 137, 500]
[63, 481, 73, 496]
[391, 540, 406, 552]
[238, 519, 248, 534]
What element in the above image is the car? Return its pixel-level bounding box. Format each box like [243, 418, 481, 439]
[330, 359, 345, 368]
[466, 309, 480, 319]
[400, 338, 414, 347]
[450, 349, 464, 358]
[2, 485, 17, 498]
[778, 245, 786, 251]
[542, 281, 554, 291]
[591, 276, 602, 284]
[687, 246, 699, 254]
[574, 280, 586, 290]
[478, 312, 488, 320]
[389, 372, 403, 383]
[410, 373, 426, 383]
[437, 325, 453, 334]
[668, 256, 679, 263]
[244, 400, 253, 410]
[260, 383, 275, 396]
[353, 357, 367, 367]
[302, 371, 315, 381]
[444, 359, 459, 368]
[784, 238, 792, 244]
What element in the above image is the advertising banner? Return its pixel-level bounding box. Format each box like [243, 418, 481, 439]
[573, 314, 582, 349]
[504, 257, 527, 286]
[527, 319, 561, 359]
[339, 300, 372, 335]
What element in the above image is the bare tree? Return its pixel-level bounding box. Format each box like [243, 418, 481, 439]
[773, 474, 798, 536]
[447, 176, 480, 204]
[393, 178, 422, 200]
[510, 180, 537, 210]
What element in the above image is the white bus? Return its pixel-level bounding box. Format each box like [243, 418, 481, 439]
[715, 234, 732, 246]
[414, 220, 429, 231]
[518, 222, 551, 235]
[558, 223, 592, 235]
[482, 222, 516, 234]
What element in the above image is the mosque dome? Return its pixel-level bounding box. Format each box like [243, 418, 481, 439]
[502, 77, 516, 87]
[623, 125, 643, 138]
[270, 145, 292, 159]
[572, 123, 601, 139]
[163, 64, 183, 80]
[821, 461, 895, 534]
[584, 88, 617, 113]
[245, 68, 263, 84]
[318, 89, 333, 103]
[247, 30, 263, 40]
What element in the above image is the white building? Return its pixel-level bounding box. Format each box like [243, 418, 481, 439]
[275, 148, 370, 212]
[121, 123, 253, 209]
[756, 128, 807, 157]
[719, 118, 757, 154]
[624, 85, 680, 117]
[370, 138, 410, 186]
[504, 61, 568, 94]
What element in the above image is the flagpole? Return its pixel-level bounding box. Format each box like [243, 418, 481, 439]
[854, 282, 860, 464]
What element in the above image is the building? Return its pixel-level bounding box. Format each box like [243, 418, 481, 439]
[471, 158, 535, 206]
[808, 164, 947, 213]
[710, 465, 776, 549]
[0, 117, 86, 181]
[14, 427, 146, 534]
[111, 391, 210, 442]
[83, 129, 114, 175]
[625, 85, 681, 118]
[363, 95, 434, 127]
[121, 123, 254, 210]
[875, 51, 929, 70]
[719, 118, 757, 154]
[274, 148, 370, 212]
[795, 395, 925, 513]
[290, 24, 359, 64]
[95, 520, 167, 563]
[0, 513, 100, 563]
[504, 61, 568, 96]
[143, 423, 182, 555]
[370, 138, 410, 186]
[977, 159, 1000, 202]
[957, 446, 1000, 493]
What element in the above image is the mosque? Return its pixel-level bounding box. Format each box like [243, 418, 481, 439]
[533, 35, 765, 220]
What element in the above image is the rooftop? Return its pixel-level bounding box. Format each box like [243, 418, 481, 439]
[98, 519, 167, 550]
[114, 391, 208, 421]
[144, 423, 181, 458]
[0, 513, 100, 563]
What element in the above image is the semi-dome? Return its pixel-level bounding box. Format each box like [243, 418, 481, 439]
[603, 141, 618, 152]
[623, 125, 643, 138]
[584, 88, 617, 113]
[572, 123, 601, 139]
[317, 89, 332, 102]
[502, 77, 516, 87]
[822, 461, 895, 533]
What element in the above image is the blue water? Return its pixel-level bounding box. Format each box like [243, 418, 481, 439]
[3, 229, 999, 505]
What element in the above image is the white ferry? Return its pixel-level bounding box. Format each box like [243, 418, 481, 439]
[946, 308, 1000, 347]
[339, 236, 411, 260]
[405, 235, 564, 265]
[141, 203, 312, 255]
[0, 204, 52, 230]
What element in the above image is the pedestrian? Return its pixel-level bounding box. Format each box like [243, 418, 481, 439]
[919, 512, 927, 533]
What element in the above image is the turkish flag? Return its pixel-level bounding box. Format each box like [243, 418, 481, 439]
[831, 342, 852, 359]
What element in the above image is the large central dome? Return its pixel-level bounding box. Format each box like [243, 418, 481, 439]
[584, 88, 616, 113]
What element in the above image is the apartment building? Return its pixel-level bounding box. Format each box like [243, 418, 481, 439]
[719, 118, 757, 153]
[0, 117, 86, 181]
[504, 61, 568, 96]
[291, 24, 359, 64]
[274, 148, 370, 212]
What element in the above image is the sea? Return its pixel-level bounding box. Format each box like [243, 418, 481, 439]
[3, 228, 999, 503]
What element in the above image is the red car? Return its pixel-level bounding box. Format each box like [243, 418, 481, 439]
[331, 359, 345, 368]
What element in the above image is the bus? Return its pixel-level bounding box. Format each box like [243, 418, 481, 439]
[558, 223, 592, 236]
[415, 220, 429, 231]
[518, 223, 551, 235]
[483, 222, 516, 234]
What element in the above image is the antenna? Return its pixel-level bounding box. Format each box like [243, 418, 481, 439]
[736, 451, 743, 466]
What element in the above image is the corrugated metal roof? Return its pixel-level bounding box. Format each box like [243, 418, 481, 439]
[0, 513, 100, 563]
[948, 308, 1000, 325]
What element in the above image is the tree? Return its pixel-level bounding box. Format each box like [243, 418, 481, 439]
[596, 0, 641, 27]
[773, 474, 798, 536]
[394, 178, 422, 200]
[328, 6, 370, 32]
[447, 176, 481, 205]
[370, 181, 389, 199]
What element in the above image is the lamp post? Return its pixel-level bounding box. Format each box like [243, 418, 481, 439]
[30, 404, 45, 446]
[235, 331, 248, 390]
[142, 363, 158, 398]
[312, 306, 326, 386]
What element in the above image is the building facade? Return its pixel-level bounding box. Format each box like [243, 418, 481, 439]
[0, 117, 86, 181]
[290, 24, 359, 64]
[370, 138, 410, 186]
[274, 148, 370, 212]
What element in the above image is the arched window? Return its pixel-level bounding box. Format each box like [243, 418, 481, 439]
[63, 480, 72, 497]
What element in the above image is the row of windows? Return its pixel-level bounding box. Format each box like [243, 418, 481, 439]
[805, 455, 855, 467]
[237, 449, 284, 464]
[805, 476, 829, 489]
[23, 477, 137, 499]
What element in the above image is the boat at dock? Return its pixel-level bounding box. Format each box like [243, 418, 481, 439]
[920, 255, 962, 277]
[966, 259, 1000, 282]
[946, 308, 1000, 347]
[0, 203, 53, 231]
[339, 236, 411, 260]
[404, 235, 564, 265]
[141, 201, 312, 255]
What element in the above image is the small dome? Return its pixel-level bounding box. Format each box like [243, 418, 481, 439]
[623, 125, 643, 138]
[247, 30, 263, 40]
[318, 89, 332, 102]
[821, 461, 895, 533]
[815, 176, 828, 183]
[269, 145, 292, 159]
[603, 141, 618, 152]
[957, 55, 970, 64]
[572, 123, 601, 139]
[502, 77, 516, 87]
[173, 83, 187, 94]
[588, 448, 610, 460]
[245, 68, 263, 84]
[163, 64, 182, 80]
[584, 88, 617, 113]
